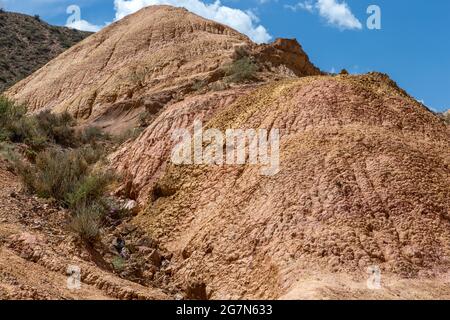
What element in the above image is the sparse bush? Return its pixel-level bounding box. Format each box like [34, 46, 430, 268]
[192, 79, 207, 91]
[129, 68, 148, 88]
[66, 172, 114, 210]
[79, 125, 109, 145]
[14, 146, 115, 243]
[0, 98, 80, 150]
[70, 202, 103, 243]
[0, 96, 27, 140]
[11, 153, 36, 189]
[15, 147, 114, 208]
[138, 111, 151, 127]
[112, 256, 126, 272]
[7, 116, 47, 151]
[17, 148, 89, 202]
[0, 142, 17, 162]
[340, 69, 349, 75]
[1, 97, 118, 244]
[210, 81, 229, 92]
[78, 144, 105, 165]
[224, 57, 258, 83]
[34, 110, 77, 147]
[0, 96, 15, 118]
[232, 45, 251, 60]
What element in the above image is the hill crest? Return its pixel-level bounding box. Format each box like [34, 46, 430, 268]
[5, 5, 320, 133]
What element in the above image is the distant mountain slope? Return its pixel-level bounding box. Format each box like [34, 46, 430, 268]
[0, 11, 91, 92]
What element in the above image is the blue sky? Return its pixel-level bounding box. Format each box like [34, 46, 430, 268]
[1, 0, 449, 112]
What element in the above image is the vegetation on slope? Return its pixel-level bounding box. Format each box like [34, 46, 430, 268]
[0, 96, 116, 243]
[0, 10, 91, 92]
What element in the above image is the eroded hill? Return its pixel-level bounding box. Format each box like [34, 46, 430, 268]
[114, 73, 450, 299]
[5, 5, 320, 133]
[1, 5, 449, 300]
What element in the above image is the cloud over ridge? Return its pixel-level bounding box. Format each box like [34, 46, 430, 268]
[286, 0, 362, 30]
[113, 0, 272, 43]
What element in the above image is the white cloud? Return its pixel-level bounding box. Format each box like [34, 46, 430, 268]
[284, 1, 314, 13]
[66, 19, 102, 32]
[113, 0, 272, 43]
[285, 0, 362, 30]
[64, 4, 105, 32]
[316, 0, 361, 30]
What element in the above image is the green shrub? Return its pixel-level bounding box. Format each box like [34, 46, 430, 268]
[70, 202, 103, 243]
[16, 148, 115, 242]
[79, 126, 109, 145]
[15, 146, 114, 206]
[210, 81, 229, 91]
[14, 147, 114, 243]
[0, 96, 28, 141]
[0, 98, 80, 150]
[17, 148, 89, 202]
[7, 116, 47, 151]
[112, 256, 126, 272]
[34, 110, 77, 147]
[66, 172, 114, 209]
[191, 79, 207, 91]
[1, 97, 117, 243]
[78, 144, 106, 165]
[0, 96, 25, 121]
[224, 57, 258, 83]
[11, 154, 37, 190]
